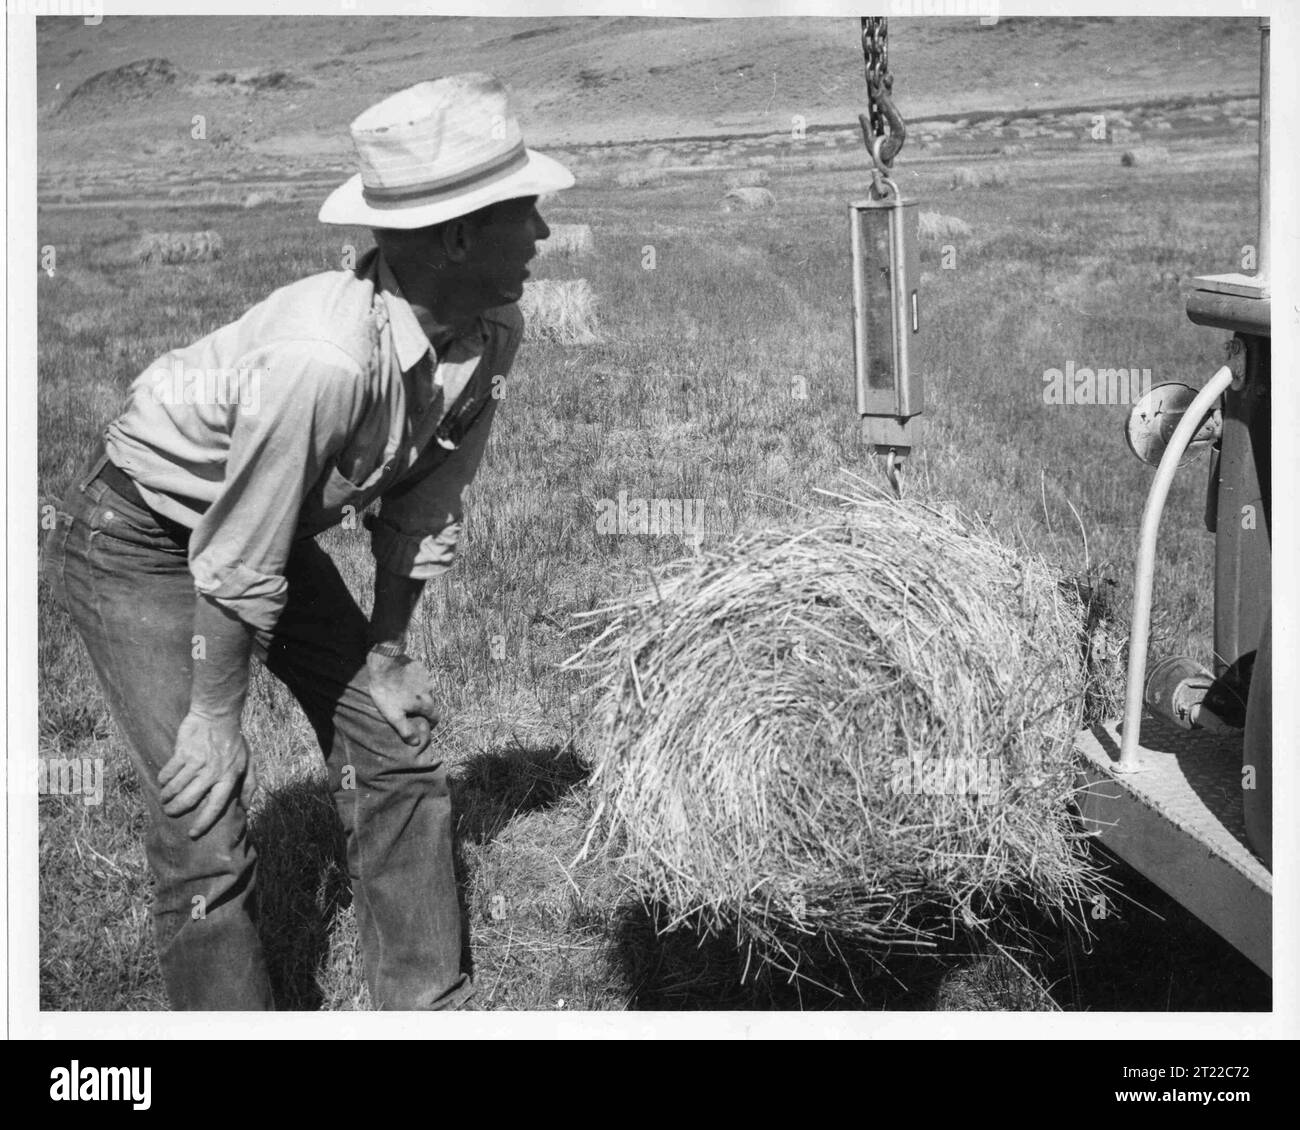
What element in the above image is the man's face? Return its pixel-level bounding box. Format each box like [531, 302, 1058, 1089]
[461, 195, 550, 306]
[377, 196, 550, 320]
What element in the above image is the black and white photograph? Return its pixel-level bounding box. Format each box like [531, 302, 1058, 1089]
[9, 0, 1297, 1049]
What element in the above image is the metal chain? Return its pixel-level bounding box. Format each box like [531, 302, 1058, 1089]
[859, 16, 906, 177]
[861, 17, 889, 142]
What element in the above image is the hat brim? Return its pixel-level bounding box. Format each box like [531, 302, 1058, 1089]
[318, 148, 574, 229]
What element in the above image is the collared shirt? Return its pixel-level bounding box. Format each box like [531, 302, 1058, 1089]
[104, 247, 522, 632]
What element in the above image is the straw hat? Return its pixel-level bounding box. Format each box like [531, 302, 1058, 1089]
[319, 73, 573, 229]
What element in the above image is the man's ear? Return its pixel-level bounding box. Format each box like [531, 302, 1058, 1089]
[439, 217, 473, 264]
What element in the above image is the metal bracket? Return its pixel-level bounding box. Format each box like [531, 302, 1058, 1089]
[1227, 337, 1247, 389]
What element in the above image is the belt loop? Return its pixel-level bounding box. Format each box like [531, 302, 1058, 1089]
[76, 447, 111, 494]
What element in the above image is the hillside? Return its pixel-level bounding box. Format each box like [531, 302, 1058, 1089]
[38, 14, 1260, 176]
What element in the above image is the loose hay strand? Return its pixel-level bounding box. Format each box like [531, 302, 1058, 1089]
[520, 278, 602, 345]
[563, 481, 1103, 969]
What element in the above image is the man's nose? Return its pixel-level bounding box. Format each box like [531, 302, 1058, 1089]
[533, 209, 551, 241]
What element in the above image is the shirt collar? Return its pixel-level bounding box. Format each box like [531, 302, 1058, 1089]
[372, 250, 488, 373]
[374, 251, 436, 373]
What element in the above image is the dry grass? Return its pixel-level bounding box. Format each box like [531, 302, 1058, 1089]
[36, 130, 1270, 1011]
[519, 278, 602, 345]
[133, 230, 224, 265]
[563, 480, 1107, 974]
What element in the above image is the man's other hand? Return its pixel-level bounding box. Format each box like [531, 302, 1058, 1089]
[367, 653, 440, 751]
[159, 710, 257, 839]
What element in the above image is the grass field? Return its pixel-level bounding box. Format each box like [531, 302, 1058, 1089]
[36, 132, 1271, 1011]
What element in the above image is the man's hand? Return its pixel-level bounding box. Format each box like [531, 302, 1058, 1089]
[159, 710, 257, 840]
[367, 652, 440, 751]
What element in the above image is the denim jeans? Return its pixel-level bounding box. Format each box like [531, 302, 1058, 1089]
[43, 451, 473, 1010]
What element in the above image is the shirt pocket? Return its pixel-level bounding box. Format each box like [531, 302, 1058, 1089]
[320, 463, 376, 512]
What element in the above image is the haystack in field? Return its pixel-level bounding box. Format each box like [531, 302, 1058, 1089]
[722, 169, 771, 190]
[918, 212, 972, 241]
[1120, 146, 1169, 167]
[134, 231, 223, 265]
[520, 279, 601, 345]
[950, 166, 1005, 190]
[564, 482, 1103, 970]
[719, 187, 775, 212]
[615, 168, 668, 189]
[242, 186, 295, 208]
[536, 224, 595, 259]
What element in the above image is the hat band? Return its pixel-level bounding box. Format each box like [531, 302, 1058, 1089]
[360, 140, 529, 206]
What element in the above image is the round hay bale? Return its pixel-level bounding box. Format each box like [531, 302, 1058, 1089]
[722, 168, 771, 190]
[950, 166, 1006, 190]
[132, 230, 222, 266]
[918, 211, 972, 241]
[719, 186, 775, 212]
[615, 167, 667, 189]
[133, 232, 162, 265]
[536, 223, 594, 259]
[1120, 146, 1169, 167]
[243, 185, 294, 208]
[519, 278, 601, 345]
[564, 484, 1103, 966]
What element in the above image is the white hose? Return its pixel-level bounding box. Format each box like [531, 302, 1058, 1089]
[1118, 365, 1236, 770]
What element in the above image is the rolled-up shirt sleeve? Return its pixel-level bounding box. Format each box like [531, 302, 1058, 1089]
[189, 340, 363, 631]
